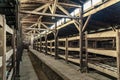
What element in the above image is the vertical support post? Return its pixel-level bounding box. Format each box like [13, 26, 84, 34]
[12, 26, 16, 78]
[79, 5, 83, 71]
[37, 39, 39, 51]
[31, 34, 34, 49]
[54, 23, 58, 59]
[116, 30, 120, 80]
[45, 33, 48, 55]
[15, 2, 23, 79]
[0, 15, 6, 80]
[50, 41, 52, 55]
[40, 36, 42, 52]
[65, 37, 68, 63]
[85, 31, 88, 72]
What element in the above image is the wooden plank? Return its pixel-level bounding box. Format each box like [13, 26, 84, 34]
[116, 30, 120, 80]
[59, 38, 66, 41]
[87, 30, 116, 38]
[65, 37, 68, 62]
[59, 47, 66, 50]
[83, 0, 120, 17]
[7, 69, 13, 80]
[88, 63, 117, 78]
[0, 57, 2, 67]
[6, 49, 13, 61]
[68, 35, 79, 41]
[68, 47, 79, 51]
[6, 25, 13, 34]
[88, 48, 117, 57]
[85, 31, 88, 72]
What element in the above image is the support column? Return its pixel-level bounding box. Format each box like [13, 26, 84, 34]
[12, 26, 16, 78]
[50, 41, 52, 55]
[45, 33, 48, 55]
[31, 34, 34, 49]
[116, 30, 120, 80]
[65, 37, 68, 63]
[85, 31, 88, 72]
[0, 15, 6, 80]
[40, 36, 42, 52]
[54, 23, 58, 59]
[79, 5, 83, 71]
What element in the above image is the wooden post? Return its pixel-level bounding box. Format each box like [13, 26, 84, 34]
[45, 33, 48, 55]
[65, 37, 68, 63]
[50, 41, 52, 55]
[116, 30, 120, 80]
[54, 23, 58, 59]
[79, 6, 83, 71]
[12, 26, 16, 78]
[40, 36, 42, 52]
[0, 15, 6, 80]
[85, 31, 88, 72]
[31, 34, 34, 49]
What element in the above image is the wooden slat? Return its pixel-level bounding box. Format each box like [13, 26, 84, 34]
[59, 38, 66, 41]
[0, 57, 2, 67]
[7, 69, 13, 80]
[59, 47, 65, 50]
[68, 47, 79, 51]
[68, 35, 79, 41]
[6, 49, 13, 61]
[87, 48, 117, 57]
[87, 30, 116, 38]
[83, 0, 120, 17]
[88, 63, 117, 78]
[6, 25, 13, 34]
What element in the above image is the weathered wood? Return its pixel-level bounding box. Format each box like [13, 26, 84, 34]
[65, 37, 68, 62]
[45, 33, 48, 55]
[85, 31, 88, 72]
[54, 23, 58, 59]
[79, 6, 83, 71]
[83, 0, 120, 17]
[87, 30, 116, 38]
[116, 30, 120, 80]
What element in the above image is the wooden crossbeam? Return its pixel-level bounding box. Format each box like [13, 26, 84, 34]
[20, 10, 79, 18]
[20, 1, 81, 8]
[52, 0, 58, 14]
[57, 4, 71, 16]
[22, 3, 50, 19]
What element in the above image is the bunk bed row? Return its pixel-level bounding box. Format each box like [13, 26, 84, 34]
[0, 15, 15, 80]
[33, 30, 120, 79]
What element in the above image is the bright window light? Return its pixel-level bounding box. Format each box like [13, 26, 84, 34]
[92, 0, 102, 5]
[83, 0, 91, 11]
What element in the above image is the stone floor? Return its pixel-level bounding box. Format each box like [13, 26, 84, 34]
[20, 50, 39, 80]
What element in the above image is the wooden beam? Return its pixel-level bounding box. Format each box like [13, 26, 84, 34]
[20, 10, 79, 19]
[73, 21, 80, 32]
[20, 1, 81, 8]
[59, 2, 81, 8]
[57, 4, 71, 16]
[52, 0, 58, 14]
[41, 22, 49, 29]
[82, 15, 91, 32]
[116, 30, 120, 80]
[20, 21, 36, 23]
[22, 3, 50, 19]
[65, 37, 68, 62]
[38, 5, 49, 21]
[83, 0, 120, 17]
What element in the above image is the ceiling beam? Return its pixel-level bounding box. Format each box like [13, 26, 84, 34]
[57, 4, 71, 16]
[20, 1, 80, 8]
[51, 0, 58, 14]
[22, 3, 50, 19]
[20, 10, 79, 19]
